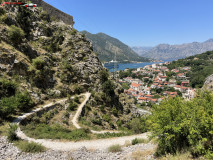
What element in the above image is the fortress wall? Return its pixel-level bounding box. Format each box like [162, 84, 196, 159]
[31, 0, 73, 26]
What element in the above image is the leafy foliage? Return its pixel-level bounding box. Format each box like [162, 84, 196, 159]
[150, 91, 213, 158]
[7, 25, 25, 45]
[0, 78, 17, 98]
[0, 96, 17, 119]
[7, 124, 18, 142]
[168, 51, 213, 88]
[22, 124, 91, 141]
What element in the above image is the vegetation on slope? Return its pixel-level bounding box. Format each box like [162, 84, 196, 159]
[150, 91, 213, 159]
[81, 31, 150, 63]
[0, 4, 143, 138]
[168, 51, 213, 88]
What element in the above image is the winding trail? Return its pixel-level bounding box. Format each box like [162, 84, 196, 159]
[13, 92, 149, 151]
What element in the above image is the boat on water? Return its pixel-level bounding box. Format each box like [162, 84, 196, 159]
[104, 60, 119, 70]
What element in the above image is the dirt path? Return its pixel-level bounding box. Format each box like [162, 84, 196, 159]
[71, 92, 91, 129]
[16, 128, 149, 151]
[13, 92, 149, 151]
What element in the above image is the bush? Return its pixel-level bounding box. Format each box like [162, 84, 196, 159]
[128, 117, 148, 134]
[32, 57, 45, 70]
[0, 7, 5, 16]
[0, 78, 17, 98]
[67, 101, 78, 111]
[16, 91, 33, 112]
[73, 84, 83, 94]
[132, 138, 148, 145]
[40, 10, 50, 22]
[108, 144, 122, 153]
[21, 124, 91, 141]
[150, 91, 213, 158]
[7, 124, 18, 142]
[102, 80, 115, 97]
[16, 141, 46, 153]
[74, 96, 80, 104]
[7, 25, 25, 45]
[0, 96, 18, 119]
[99, 70, 109, 83]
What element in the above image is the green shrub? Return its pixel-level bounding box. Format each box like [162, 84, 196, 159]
[71, 29, 77, 35]
[32, 57, 45, 70]
[40, 10, 50, 22]
[132, 138, 148, 145]
[67, 101, 78, 111]
[150, 91, 213, 158]
[108, 144, 122, 153]
[99, 70, 109, 83]
[112, 106, 118, 116]
[21, 124, 91, 141]
[97, 132, 130, 139]
[16, 141, 46, 153]
[102, 80, 115, 97]
[0, 78, 17, 98]
[103, 114, 111, 122]
[0, 96, 18, 119]
[128, 117, 148, 134]
[74, 96, 80, 104]
[73, 84, 83, 94]
[0, 7, 5, 16]
[7, 25, 25, 45]
[16, 91, 33, 112]
[7, 124, 18, 142]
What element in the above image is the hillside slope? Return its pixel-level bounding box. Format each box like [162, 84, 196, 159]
[81, 31, 150, 63]
[136, 39, 213, 60]
[168, 50, 213, 88]
[0, 5, 134, 130]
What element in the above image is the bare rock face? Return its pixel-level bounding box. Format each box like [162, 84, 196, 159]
[203, 74, 213, 91]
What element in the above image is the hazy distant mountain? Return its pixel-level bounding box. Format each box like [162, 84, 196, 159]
[81, 31, 150, 63]
[133, 39, 213, 60]
[131, 46, 153, 56]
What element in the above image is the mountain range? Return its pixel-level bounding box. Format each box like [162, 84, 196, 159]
[132, 39, 213, 60]
[81, 31, 150, 63]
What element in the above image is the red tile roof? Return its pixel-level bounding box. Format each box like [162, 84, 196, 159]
[131, 83, 141, 87]
[138, 97, 147, 100]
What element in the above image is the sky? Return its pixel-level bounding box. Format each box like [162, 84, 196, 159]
[44, 0, 213, 47]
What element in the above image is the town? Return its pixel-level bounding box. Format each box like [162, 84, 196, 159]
[118, 62, 195, 107]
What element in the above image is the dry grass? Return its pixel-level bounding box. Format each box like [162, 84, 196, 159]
[0, 122, 9, 136]
[131, 148, 156, 160]
[158, 152, 206, 160]
[124, 140, 131, 147]
[108, 144, 122, 153]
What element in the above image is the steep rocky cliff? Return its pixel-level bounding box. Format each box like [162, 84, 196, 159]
[0, 5, 134, 129]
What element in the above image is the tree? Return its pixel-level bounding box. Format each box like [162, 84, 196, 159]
[99, 70, 109, 83]
[150, 91, 213, 158]
[102, 80, 115, 97]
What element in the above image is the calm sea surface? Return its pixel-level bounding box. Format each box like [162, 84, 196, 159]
[107, 59, 175, 72]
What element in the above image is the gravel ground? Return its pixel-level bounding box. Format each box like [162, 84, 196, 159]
[0, 136, 156, 160]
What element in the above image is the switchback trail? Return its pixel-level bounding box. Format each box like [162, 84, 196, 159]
[13, 92, 149, 151]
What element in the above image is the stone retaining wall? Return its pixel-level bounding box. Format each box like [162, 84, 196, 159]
[31, 0, 73, 26]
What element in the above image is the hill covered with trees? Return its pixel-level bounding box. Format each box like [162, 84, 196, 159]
[167, 50, 213, 88]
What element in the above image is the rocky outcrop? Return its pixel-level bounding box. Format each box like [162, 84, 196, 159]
[203, 74, 213, 91]
[0, 136, 155, 160]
